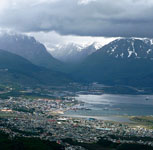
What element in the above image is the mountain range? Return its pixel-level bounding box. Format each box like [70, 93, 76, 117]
[0, 32, 153, 89]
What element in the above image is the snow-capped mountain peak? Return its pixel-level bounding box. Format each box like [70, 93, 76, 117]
[98, 38, 153, 60]
[50, 42, 103, 63]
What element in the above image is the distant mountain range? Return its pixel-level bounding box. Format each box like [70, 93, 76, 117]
[51, 42, 102, 63]
[0, 33, 63, 71]
[73, 38, 153, 87]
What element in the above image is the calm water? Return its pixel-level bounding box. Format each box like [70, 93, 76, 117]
[64, 94, 153, 122]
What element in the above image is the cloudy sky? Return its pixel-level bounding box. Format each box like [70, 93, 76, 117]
[0, 0, 153, 48]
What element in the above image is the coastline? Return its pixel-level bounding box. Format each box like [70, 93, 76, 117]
[61, 114, 132, 123]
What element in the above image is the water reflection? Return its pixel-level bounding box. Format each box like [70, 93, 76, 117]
[64, 94, 153, 122]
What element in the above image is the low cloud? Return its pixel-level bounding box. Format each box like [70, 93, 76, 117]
[0, 0, 153, 37]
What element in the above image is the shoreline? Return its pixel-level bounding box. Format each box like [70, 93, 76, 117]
[61, 114, 132, 123]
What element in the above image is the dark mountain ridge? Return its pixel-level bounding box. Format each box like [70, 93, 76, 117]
[0, 49, 70, 86]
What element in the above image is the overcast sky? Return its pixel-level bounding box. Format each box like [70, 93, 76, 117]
[0, 0, 153, 47]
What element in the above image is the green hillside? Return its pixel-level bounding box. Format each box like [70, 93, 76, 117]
[0, 49, 70, 86]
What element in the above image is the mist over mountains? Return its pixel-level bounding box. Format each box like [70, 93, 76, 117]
[51, 42, 103, 64]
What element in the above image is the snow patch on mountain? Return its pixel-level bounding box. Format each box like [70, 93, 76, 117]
[147, 49, 152, 54]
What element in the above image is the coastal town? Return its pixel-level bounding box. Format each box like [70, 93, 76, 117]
[0, 94, 153, 150]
